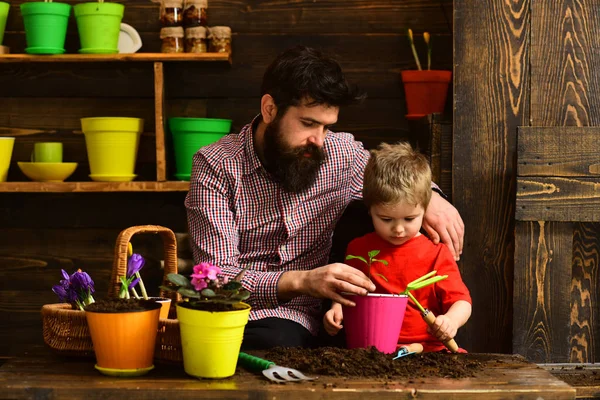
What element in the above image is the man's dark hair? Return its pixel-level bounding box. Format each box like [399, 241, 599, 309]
[261, 45, 366, 115]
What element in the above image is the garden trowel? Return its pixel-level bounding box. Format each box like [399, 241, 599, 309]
[393, 342, 424, 359]
[238, 352, 317, 383]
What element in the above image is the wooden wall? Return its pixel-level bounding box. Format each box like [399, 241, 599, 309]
[455, 0, 600, 361]
[512, 1, 600, 363]
[0, 0, 454, 358]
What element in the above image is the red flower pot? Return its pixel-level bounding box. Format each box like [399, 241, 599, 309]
[401, 70, 452, 116]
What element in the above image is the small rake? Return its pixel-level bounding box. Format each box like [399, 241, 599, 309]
[402, 271, 460, 353]
[238, 352, 318, 383]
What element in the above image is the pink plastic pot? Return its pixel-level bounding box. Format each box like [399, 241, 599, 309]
[342, 294, 408, 354]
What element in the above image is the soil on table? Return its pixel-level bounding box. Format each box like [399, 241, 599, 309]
[264, 346, 485, 379]
[548, 365, 600, 387]
[84, 298, 160, 312]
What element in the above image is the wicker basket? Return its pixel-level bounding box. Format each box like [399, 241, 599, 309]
[41, 225, 184, 363]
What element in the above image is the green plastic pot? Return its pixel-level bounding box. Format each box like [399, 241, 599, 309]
[74, 2, 124, 54]
[0, 2, 9, 46]
[20, 2, 72, 55]
[168, 118, 232, 180]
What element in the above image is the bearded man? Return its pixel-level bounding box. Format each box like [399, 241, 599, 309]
[185, 45, 464, 349]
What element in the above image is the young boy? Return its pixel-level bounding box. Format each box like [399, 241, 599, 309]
[323, 142, 472, 352]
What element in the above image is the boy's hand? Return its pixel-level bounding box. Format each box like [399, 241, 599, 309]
[323, 306, 344, 336]
[427, 314, 458, 342]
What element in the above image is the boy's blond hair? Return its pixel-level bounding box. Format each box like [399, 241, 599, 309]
[363, 142, 432, 209]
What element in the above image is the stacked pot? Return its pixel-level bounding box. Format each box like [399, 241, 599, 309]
[20, 1, 125, 54]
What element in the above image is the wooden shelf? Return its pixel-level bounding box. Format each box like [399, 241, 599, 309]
[0, 52, 231, 63]
[0, 181, 190, 192]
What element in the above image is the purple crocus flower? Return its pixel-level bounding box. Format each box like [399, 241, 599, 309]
[127, 253, 145, 277]
[52, 268, 96, 310]
[70, 270, 95, 294]
[129, 277, 140, 289]
[52, 283, 68, 302]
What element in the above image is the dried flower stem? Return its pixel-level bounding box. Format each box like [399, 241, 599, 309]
[408, 29, 422, 71]
[131, 287, 141, 299]
[136, 272, 148, 299]
[424, 32, 432, 70]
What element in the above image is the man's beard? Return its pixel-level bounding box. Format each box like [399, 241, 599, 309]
[262, 118, 326, 193]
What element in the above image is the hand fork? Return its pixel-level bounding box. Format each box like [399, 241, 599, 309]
[238, 352, 318, 383]
[402, 271, 460, 353]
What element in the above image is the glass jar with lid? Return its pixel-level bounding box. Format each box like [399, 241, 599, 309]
[209, 26, 231, 53]
[160, 0, 183, 27]
[183, 0, 208, 27]
[185, 26, 208, 53]
[160, 27, 185, 53]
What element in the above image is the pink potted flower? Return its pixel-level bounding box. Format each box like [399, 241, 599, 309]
[162, 264, 251, 379]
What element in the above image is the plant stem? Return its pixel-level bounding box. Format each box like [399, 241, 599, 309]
[136, 272, 148, 300]
[131, 287, 141, 299]
[427, 42, 432, 70]
[408, 29, 422, 71]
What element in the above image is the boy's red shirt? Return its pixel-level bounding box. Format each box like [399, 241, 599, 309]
[345, 232, 472, 352]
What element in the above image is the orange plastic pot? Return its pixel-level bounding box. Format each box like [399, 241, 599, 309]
[401, 70, 452, 116]
[86, 303, 161, 376]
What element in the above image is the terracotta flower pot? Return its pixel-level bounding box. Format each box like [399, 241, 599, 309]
[85, 299, 161, 377]
[149, 296, 171, 319]
[401, 70, 452, 117]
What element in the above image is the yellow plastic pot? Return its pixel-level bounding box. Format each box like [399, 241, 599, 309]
[81, 117, 144, 181]
[177, 302, 250, 379]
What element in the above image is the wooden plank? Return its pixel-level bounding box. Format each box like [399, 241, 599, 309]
[0, 181, 189, 192]
[516, 177, 600, 222]
[454, 0, 529, 353]
[4, 1, 454, 34]
[407, 113, 452, 200]
[0, 353, 576, 399]
[513, 221, 573, 362]
[518, 127, 600, 177]
[0, 195, 188, 229]
[570, 223, 600, 363]
[543, 363, 600, 398]
[531, 0, 600, 361]
[0, 53, 231, 63]
[154, 62, 167, 181]
[1, 34, 453, 99]
[0, 98, 156, 131]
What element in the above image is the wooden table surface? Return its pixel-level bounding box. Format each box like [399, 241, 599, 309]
[0, 352, 576, 399]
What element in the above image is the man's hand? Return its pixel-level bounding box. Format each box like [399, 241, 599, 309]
[422, 191, 464, 260]
[278, 263, 375, 306]
[427, 314, 458, 342]
[323, 303, 344, 336]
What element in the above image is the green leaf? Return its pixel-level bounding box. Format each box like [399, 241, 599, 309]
[178, 287, 201, 298]
[232, 290, 250, 301]
[167, 273, 192, 288]
[372, 258, 388, 266]
[368, 250, 380, 259]
[223, 281, 243, 291]
[201, 288, 216, 297]
[345, 255, 367, 264]
[158, 285, 175, 292]
[375, 273, 389, 282]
